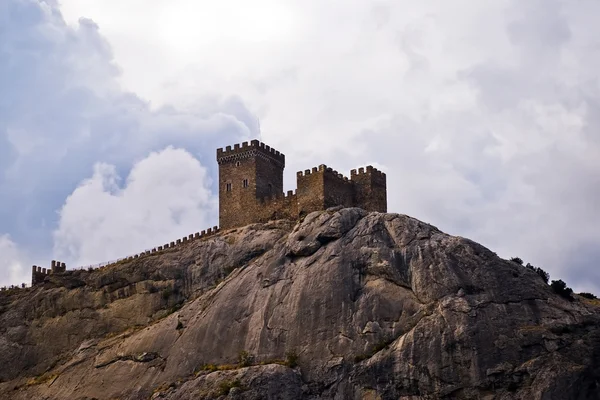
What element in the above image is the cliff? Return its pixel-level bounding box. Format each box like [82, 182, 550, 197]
[0, 208, 599, 399]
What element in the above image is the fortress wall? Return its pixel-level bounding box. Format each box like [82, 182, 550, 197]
[351, 166, 387, 212]
[31, 260, 67, 286]
[217, 140, 285, 166]
[217, 140, 286, 230]
[258, 190, 298, 223]
[31, 226, 223, 286]
[31, 266, 48, 286]
[296, 166, 326, 217]
[322, 168, 355, 209]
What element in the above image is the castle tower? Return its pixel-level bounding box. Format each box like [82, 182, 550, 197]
[217, 140, 285, 229]
[351, 166, 387, 213]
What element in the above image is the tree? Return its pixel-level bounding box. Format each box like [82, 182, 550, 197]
[551, 280, 573, 300]
[510, 257, 524, 265]
[534, 267, 550, 284]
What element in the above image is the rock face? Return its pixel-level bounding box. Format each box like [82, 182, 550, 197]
[0, 208, 599, 400]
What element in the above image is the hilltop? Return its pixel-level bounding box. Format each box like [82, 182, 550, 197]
[0, 208, 599, 399]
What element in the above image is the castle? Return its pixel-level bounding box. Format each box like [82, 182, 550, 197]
[30, 139, 386, 286]
[31, 260, 66, 286]
[217, 139, 387, 229]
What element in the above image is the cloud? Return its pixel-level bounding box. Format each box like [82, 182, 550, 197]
[2, 0, 599, 295]
[53, 147, 216, 267]
[0, 235, 27, 288]
[54, 0, 600, 293]
[0, 0, 255, 280]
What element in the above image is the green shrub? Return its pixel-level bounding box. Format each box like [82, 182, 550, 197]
[218, 380, 242, 396]
[510, 257, 523, 265]
[162, 287, 173, 300]
[551, 280, 573, 300]
[238, 351, 254, 367]
[284, 351, 299, 368]
[579, 292, 597, 300]
[526, 263, 550, 283]
[534, 267, 550, 284]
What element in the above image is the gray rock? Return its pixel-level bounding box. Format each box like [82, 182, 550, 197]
[0, 209, 598, 399]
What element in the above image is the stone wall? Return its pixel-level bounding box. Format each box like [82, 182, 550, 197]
[217, 141, 388, 229]
[257, 190, 298, 224]
[30, 228, 221, 286]
[322, 167, 355, 209]
[217, 140, 285, 230]
[297, 166, 326, 217]
[351, 166, 387, 213]
[31, 260, 67, 286]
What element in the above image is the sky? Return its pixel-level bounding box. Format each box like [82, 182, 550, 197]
[0, 0, 598, 294]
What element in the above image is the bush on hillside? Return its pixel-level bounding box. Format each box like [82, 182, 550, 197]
[526, 263, 550, 284]
[551, 280, 573, 300]
[510, 257, 524, 265]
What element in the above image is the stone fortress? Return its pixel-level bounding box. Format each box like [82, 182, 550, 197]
[29, 139, 386, 286]
[217, 139, 387, 229]
[31, 260, 67, 286]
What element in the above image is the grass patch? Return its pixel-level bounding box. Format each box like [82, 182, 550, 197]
[582, 298, 600, 307]
[26, 373, 59, 386]
[218, 379, 244, 396]
[284, 350, 299, 368]
[238, 350, 254, 367]
[196, 364, 239, 374]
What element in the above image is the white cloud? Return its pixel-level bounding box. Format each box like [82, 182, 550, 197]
[53, 147, 217, 267]
[1, 0, 599, 294]
[0, 0, 254, 283]
[0, 235, 28, 288]
[56, 0, 600, 293]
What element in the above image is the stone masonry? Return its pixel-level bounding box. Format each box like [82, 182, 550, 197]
[217, 140, 387, 230]
[31, 260, 66, 286]
[30, 140, 386, 286]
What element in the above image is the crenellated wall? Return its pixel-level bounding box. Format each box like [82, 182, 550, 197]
[30, 140, 387, 286]
[351, 166, 387, 213]
[31, 227, 221, 286]
[218, 140, 388, 229]
[31, 260, 67, 286]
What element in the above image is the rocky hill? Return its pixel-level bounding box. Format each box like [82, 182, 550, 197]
[0, 208, 599, 399]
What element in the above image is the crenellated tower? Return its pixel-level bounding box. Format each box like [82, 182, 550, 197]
[31, 260, 66, 286]
[217, 139, 387, 230]
[217, 140, 285, 229]
[351, 166, 387, 213]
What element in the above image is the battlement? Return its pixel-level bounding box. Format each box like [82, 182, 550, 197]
[30, 226, 223, 286]
[28, 139, 388, 287]
[258, 189, 297, 204]
[296, 164, 351, 182]
[31, 260, 67, 285]
[351, 165, 386, 181]
[124, 226, 220, 261]
[217, 140, 285, 167]
[215, 138, 386, 228]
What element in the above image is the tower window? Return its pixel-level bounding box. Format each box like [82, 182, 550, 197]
[236, 161, 241, 167]
[226, 183, 232, 192]
[243, 179, 249, 188]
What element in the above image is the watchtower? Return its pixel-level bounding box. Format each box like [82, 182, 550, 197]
[351, 166, 387, 213]
[216, 140, 285, 229]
